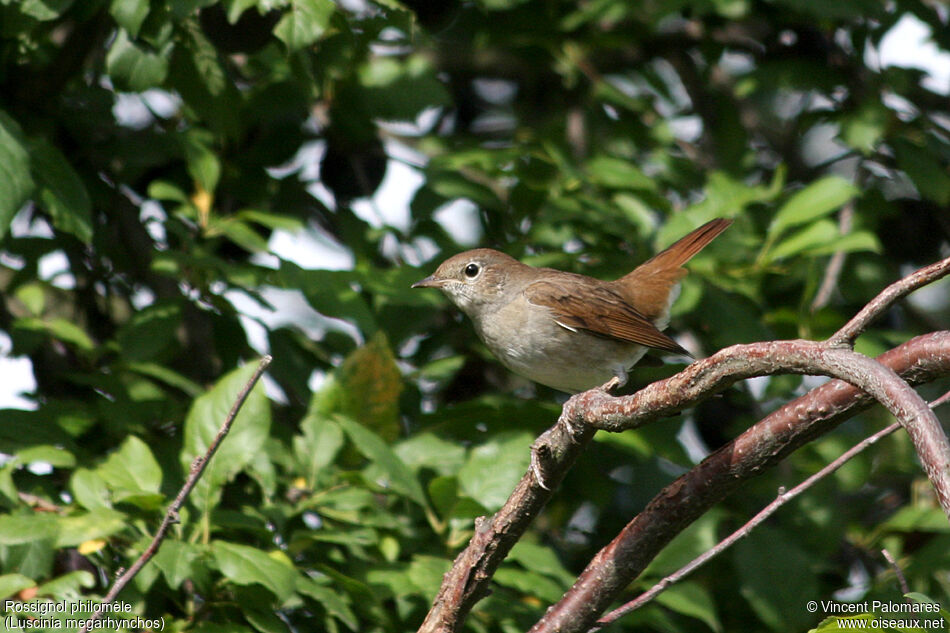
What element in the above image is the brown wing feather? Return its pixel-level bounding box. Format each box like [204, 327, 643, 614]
[524, 278, 689, 355]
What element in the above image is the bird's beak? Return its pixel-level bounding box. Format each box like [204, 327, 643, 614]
[411, 275, 446, 289]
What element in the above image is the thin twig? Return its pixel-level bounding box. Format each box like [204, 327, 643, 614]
[881, 549, 910, 597]
[593, 419, 902, 629]
[79, 356, 272, 633]
[811, 201, 855, 312]
[594, 388, 950, 628]
[830, 255, 950, 345]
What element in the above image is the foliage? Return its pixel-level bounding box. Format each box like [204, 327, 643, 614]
[1, 0, 949, 631]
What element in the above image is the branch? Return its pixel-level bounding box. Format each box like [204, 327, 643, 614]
[530, 335, 950, 632]
[569, 341, 950, 511]
[418, 256, 950, 633]
[810, 200, 855, 312]
[594, 387, 948, 629]
[78, 356, 272, 633]
[417, 415, 592, 633]
[830, 255, 950, 345]
[420, 333, 950, 633]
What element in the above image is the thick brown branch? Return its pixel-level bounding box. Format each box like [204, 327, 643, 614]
[529, 334, 950, 632]
[417, 417, 593, 633]
[593, 419, 904, 630]
[568, 340, 950, 513]
[419, 333, 950, 633]
[594, 384, 950, 629]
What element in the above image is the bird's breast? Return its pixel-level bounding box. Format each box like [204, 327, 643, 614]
[471, 295, 646, 392]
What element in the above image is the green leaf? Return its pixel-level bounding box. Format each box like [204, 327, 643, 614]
[655, 582, 722, 632]
[0, 574, 35, 601]
[116, 301, 183, 362]
[27, 139, 93, 243]
[297, 576, 359, 629]
[493, 567, 564, 602]
[148, 180, 189, 203]
[152, 540, 202, 589]
[14, 283, 45, 316]
[660, 170, 781, 244]
[35, 570, 95, 598]
[811, 614, 872, 632]
[766, 219, 838, 262]
[895, 138, 950, 206]
[427, 476, 458, 518]
[801, 229, 880, 257]
[427, 171, 503, 211]
[881, 506, 950, 532]
[294, 412, 345, 487]
[0, 514, 59, 545]
[395, 433, 466, 476]
[214, 219, 270, 252]
[55, 509, 127, 547]
[110, 0, 150, 37]
[335, 415, 427, 507]
[212, 541, 297, 602]
[0, 111, 35, 239]
[181, 363, 271, 513]
[15, 445, 75, 468]
[840, 102, 888, 155]
[336, 331, 403, 441]
[70, 468, 112, 511]
[105, 29, 171, 92]
[357, 56, 451, 121]
[168, 22, 241, 139]
[734, 526, 818, 631]
[274, 0, 336, 51]
[508, 541, 576, 586]
[458, 432, 532, 511]
[183, 128, 221, 193]
[14, 317, 95, 352]
[586, 156, 656, 191]
[126, 362, 203, 397]
[414, 355, 466, 384]
[770, 176, 858, 236]
[97, 435, 163, 497]
[281, 264, 377, 336]
[19, 0, 74, 21]
[236, 209, 305, 232]
[406, 555, 452, 597]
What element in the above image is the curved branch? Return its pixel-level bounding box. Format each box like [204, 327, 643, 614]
[593, 418, 904, 630]
[529, 334, 950, 633]
[419, 333, 950, 633]
[831, 255, 950, 345]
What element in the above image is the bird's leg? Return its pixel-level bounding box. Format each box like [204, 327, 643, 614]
[600, 367, 628, 393]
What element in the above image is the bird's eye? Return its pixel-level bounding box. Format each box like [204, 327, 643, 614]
[464, 263, 480, 278]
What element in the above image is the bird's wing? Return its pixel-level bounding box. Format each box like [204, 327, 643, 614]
[523, 278, 689, 355]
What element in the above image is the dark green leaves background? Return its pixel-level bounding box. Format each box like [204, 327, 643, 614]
[1, 0, 949, 631]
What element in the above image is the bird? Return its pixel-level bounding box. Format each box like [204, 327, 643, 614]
[412, 218, 732, 393]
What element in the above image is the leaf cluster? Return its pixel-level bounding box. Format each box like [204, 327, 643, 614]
[0, 0, 949, 631]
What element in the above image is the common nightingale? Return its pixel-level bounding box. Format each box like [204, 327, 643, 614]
[412, 218, 731, 393]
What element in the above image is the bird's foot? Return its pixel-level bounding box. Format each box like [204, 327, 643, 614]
[600, 372, 627, 393]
